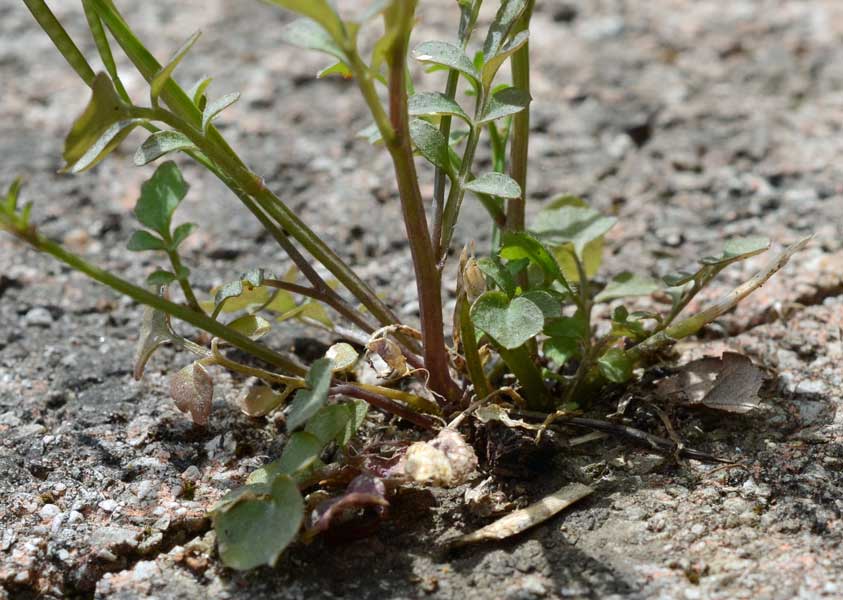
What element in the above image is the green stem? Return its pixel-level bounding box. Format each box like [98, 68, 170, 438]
[23, 0, 96, 86]
[506, 0, 535, 233]
[496, 343, 549, 411]
[165, 249, 201, 312]
[17, 226, 306, 377]
[458, 296, 491, 399]
[431, 69, 460, 250]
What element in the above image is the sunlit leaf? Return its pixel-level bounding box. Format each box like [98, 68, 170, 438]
[412, 40, 480, 84]
[520, 290, 562, 321]
[477, 87, 531, 124]
[134, 131, 197, 166]
[213, 277, 272, 314]
[134, 161, 189, 237]
[227, 314, 272, 340]
[482, 30, 529, 87]
[240, 383, 291, 417]
[408, 91, 471, 124]
[477, 255, 517, 297]
[62, 72, 133, 172]
[595, 272, 661, 303]
[202, 92, 240, 132]
[464, 172, 521, 199]
[170, 361, 214, 425]
[326, 342, 358, 372]
[500, 232, 566, 287]
[68, 119, 145, 173]
[214, 475, 303, 570]
[482, 0, 530, 60]
[187, 75, 213, 108]
[280, 18, 346, 62]
[532, 205, 617, 257]
[150, 31, 201, 104]
[470, 291, 544, 349]
[286, 358, 334, 431]
[265, 0, 345, 42]
[366, 338, 409, 376]
[317, 61, 352, 79]
[700, 236, 770, 267]
[543, 197, 604, 282]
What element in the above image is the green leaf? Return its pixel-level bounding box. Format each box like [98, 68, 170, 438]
[171, 222, 197, 248]
[240, 384, 290, 418]
[134, 161, 189, 237]
[408, 92, 471, 123]
[201, 92, 240, 132]
[212, 272, 273, 315]
[544, 312, 589, 340]
[409, 119, 453, 176]
[62, 72, 133, 172]
[134, 131, 197, 166]
[72, 119, 145, 174]
[338, 400, 369, 447]
[265, 0, 345, 42]
[305, 404, 353, 446]
[477, 256, 517, 297]
[482, 29, 529, 87]
[700, 236, 770, 267]
[412, 40, 480, 84]
[542, 197, 605, 282]
[470, 291, 545, 349]
[214, 475, 303, 570]
[146, 270, 177, 286]
[520, 290, 562, 321]
[280, 18, 346, 62]
[594, 272, 661, 303]
[286, 358, 334, 431]
[264, 290, 298, 314]
[150, 31, 201, 105]
[662, 270, 697, 288]
[126, 230, 166, 252]
[187, 75, 213, 108]
[500, 232, 566, 287]
[325, 342, 359, 372]
[247, 432, 324, 486]
[227, 314, 272, 340]
[317, 61, 352, 78]
[464, 172, 521, 199]
[477, 87, 531, 124]
[597, 348, 634, 383]
[483, 0, 530, 60]
[532, 205, 617, 257]
[543, 337, 578, 366]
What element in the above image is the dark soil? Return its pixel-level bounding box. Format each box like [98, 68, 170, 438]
[1, 1, 842, 599]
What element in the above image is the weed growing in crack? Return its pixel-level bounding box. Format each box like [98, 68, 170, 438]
[1, 0, 809, 569]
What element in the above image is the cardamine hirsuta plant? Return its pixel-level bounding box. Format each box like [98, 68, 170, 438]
[3, 0, 807, 569]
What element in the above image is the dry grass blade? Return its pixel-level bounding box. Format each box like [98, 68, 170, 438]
[450, 482, 593, 547]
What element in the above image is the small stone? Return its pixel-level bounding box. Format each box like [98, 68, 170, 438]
[23, 307, 54, 327]
[98, 499, 118, 513]
[39, 504, 60, 519]
[67, 510, 83, 524]
[136, 480, 156, 500]
[182, 465, 201, 482]
[690, 523, 705, 536]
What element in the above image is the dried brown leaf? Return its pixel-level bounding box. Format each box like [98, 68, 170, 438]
[171, 362, 214, 425]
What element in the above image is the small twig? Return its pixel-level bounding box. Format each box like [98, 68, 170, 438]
[330, 384, 440, 430]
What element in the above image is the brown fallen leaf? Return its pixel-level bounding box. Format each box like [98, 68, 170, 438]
[171, 361, 214, 425]
[451, 482, 593, 546]
[655, 352, 764, 413]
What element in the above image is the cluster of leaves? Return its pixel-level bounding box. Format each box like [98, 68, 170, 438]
[6, 0, 809, 573]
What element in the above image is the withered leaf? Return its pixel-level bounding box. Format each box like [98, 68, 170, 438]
[133, 303, 176, 380]
[656, 352, 764, 414]
[402, 429, 478, 488]
[366, 338, 409, 378]
[171, 361, 214, 425]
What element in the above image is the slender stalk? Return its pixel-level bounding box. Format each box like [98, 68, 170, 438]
[506, 0, 535, 232]
[11, 225, 306, 376]
[495, 344, 549, 410]
[431, 68, 460, 249]
[165, 249, 201, 312]
[87, 0, 404, 335]
[330, 385, 437, 430]
[263, 278, 376, 334]
[458, 296, 491, 399]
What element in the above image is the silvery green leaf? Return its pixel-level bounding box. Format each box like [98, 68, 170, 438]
[477, 87, 531, 124]
[408, 92, 471, 124]
[412, 40, 480, 83]
[150, 31, 201, 104]
[202, 92, 241, 132]
[134, 131, 197, 166]
[464, 172, 521, 199]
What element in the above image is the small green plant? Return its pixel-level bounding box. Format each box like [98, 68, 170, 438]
[3, 0, 808, 569]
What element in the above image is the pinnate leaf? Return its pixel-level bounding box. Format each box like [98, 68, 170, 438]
[171, 222, 197, 248]
[126, 230, 166, 252]
[134, 161, 189, 237]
